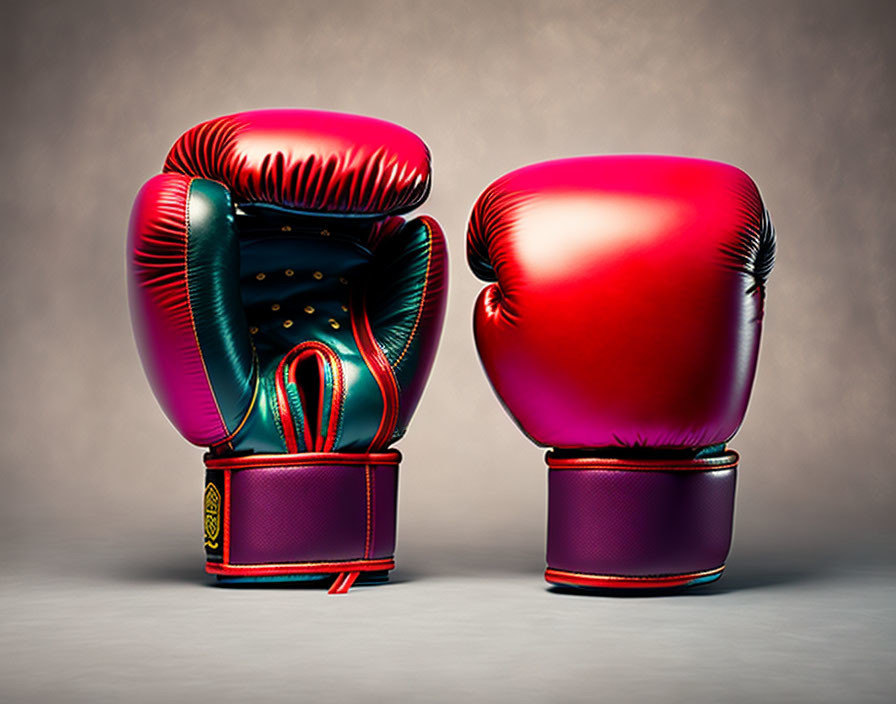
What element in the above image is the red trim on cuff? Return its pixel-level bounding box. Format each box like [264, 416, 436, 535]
[206, 558, 394, 577]
[544, 566, 725, 589]
[546, 451, 739, 472]
[204, 450, 401, 470]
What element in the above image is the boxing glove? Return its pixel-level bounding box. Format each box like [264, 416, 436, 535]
[129, 110, 447, 591]
[468, 156, 774, 589]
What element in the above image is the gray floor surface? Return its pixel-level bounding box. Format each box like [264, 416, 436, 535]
[2, 542, 893, 703]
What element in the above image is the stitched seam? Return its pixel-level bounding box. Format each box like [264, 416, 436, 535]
[364, 463, 372, 559]
[393, 218, 433, 369]
[268, 376, 289, 450]
[222, 470, 231, 565]
[214, 352, 260, 447]
[184, 178, 230, 439]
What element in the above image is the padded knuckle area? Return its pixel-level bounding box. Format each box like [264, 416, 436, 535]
[163, 109, 432, 216]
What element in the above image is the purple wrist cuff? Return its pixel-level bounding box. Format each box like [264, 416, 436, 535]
[545, 451, 738, 589]
[202, 451, 399, 578]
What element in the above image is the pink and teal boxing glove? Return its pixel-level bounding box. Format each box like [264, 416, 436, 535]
[128, 110, 447, 592]
[468, 156, 775, 590]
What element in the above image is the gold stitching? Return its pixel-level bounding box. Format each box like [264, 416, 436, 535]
[394, 218, 435, 368]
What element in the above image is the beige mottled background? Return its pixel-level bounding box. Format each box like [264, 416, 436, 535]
[1, 2, 894, 702]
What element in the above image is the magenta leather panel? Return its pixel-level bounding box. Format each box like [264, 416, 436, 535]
[128, 173, 229, 446]
[547, 463, 736, 577]
[163, 109, 431, 215]
[228, 461, 398, 564]
[391, 215, 450, 433]
[468, 156, 772, 450]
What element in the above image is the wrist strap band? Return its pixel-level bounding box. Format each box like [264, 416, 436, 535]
[203, 451, 400, 585]
[545, 450, 738, 589]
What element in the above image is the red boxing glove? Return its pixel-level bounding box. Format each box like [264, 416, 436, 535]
[129, 110, 447, 590]
[468, 156, 775, 589]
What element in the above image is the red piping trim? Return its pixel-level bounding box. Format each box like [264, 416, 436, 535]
[545, 566, 725, 589]
[274, 341, 345, 453]
[350, 289, 400, 451]
[205, 451, 401, 470]
[328, 571, 361, 594]
[206, 558, 394, 577]
[546, 451, 739, 472]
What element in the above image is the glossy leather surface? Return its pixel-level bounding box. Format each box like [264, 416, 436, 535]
[206, 453, 399, 567]
[129, 111, 447, 580]
[468, 156, 774, 451]
[129, 174, 249, 445]
[164, 109, 431, 215]
[130, 111, 448, 456]
[546, 453, 737, 580]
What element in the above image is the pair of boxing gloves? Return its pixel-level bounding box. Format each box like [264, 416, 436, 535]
[128, 110, 775, 593]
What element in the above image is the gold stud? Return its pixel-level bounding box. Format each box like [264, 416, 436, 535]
[284, 269, 294, 277]
[281, 225, 292, 232]
[256, 273, 266, 281]
[338, 276, 348, 285]
[304, 305, 315, 314]
[313, 271, 324, 280]
[329, 319, 340, 330]
[341, 304, 348, 312]
[321, 229, 330, 237]
[271, 303, 281, 312]
[283, 320, 293, 329]
[249, 326, 259, 335]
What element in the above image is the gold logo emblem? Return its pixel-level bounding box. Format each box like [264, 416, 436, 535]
[204, 482, 221, 549]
